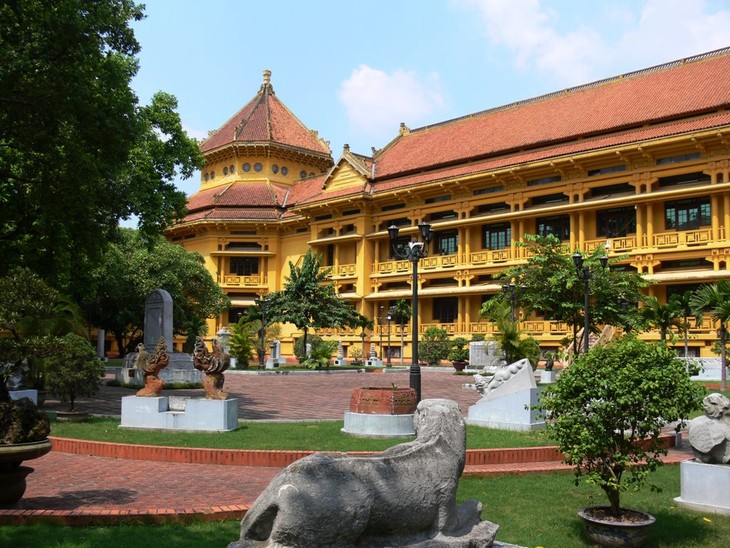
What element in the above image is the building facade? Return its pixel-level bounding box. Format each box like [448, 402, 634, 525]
[167, 50, 730, 360]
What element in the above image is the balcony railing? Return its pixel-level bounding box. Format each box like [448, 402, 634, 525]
[221, 274, 266, 287]
[651, 227, 715, 248]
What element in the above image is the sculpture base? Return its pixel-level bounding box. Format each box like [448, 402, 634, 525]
[540, 370, 557, 383]
[467, 388, 545, 431]
[120, 396, 238, 432]
[674, 459, 730, 516]
[342, 411, 415, 437]
[9, 390, 38, 405]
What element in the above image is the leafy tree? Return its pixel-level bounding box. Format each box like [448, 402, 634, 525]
[499, 234, 647, 355]
[80, 230, 230, 355]
[540, 335, 704, 518]
[690, 281, 730, 391]
[266, 250, 359, 361]
[228, 318, 256, 368]
[391, 299, 411, 365]
[641, 296, 683, 343]
[0, 1, 202, 290]
[419, 327, 450, 366]
[44, 333, 106, 411]
[183, 317, 209, 354]
[294, 334, 323, 362]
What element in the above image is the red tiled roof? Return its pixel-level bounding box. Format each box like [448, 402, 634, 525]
[375, 49, 730, 178]
[283, 174, 328, 207]
[187, 183, 282, 212]
[374, 110, 730, 193]
[200, 73, 331, 157]
[182, 207, 281, 223]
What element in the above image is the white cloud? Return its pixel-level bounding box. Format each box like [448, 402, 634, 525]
[460, 0, 730, 88]
[338, 65, 446, 140]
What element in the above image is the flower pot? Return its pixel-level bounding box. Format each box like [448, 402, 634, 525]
[55, 410, 90, 422]
[578, 507, 655, 547]
[452, 361, 467, 371]
[349, 387, 417, 415]
[0, 439, 52, 505]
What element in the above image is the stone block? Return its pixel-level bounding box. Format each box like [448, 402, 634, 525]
[540, 370, 557, 383]
[342, 412, 416, 437]
[674, 460, 730, 515]
[120, 395, 239, 432]
[9, 389, 38, 405]
[467, 387, 545, 431]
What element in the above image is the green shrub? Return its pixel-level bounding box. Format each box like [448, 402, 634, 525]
[539, 335, 705, 517]
[44, 333, 106, 411]
[294, 334, 323, 361]
[419, 327, 450, 366]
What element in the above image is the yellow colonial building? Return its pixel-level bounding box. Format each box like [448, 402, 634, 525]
[167, 49, 730, 361]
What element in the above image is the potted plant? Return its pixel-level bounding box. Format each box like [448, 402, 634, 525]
[44, 333, 106, 420]
[419, 327, 450, 366]
[229, 318, 255, 369]
[539, 335, 704, 546]
[448, 337, 470, 371]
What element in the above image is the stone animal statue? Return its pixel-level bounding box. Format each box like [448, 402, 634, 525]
[134, 337, 169, 397]
[473, 359, 527, 397]
[229, 398, 498, 548]
[688, 392, 730, 464]
[193, 336, 230, 400]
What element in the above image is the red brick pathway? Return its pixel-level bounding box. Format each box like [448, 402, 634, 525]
[1, 368, 694, 525]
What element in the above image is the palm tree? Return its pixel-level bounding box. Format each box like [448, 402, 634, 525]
[670, 291, 694, 368]
[689, 281, 730, 391]
[391, 299, 411, 365]
[640, 296, 683, 343]
[353, 313, 374, 361]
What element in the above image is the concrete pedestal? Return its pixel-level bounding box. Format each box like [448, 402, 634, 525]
[674, 460, 730, 516]
[467, 388, 545, 431]
[540, 370, 557, 383]
[342, 412, 415, 437]
[121, 395, 238, 432]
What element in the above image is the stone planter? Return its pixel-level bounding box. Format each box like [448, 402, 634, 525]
[0, 439, 53, 505]
[349, 387, 417, 415]
[578, 507, 655, 547]
[452, 361, 468, 372]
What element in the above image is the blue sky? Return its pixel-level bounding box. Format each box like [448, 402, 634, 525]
[130, 0, 730, 197]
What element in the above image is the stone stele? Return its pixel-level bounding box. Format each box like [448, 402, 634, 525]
[229, 398, 500, 548]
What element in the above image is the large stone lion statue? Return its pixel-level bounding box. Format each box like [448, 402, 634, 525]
[229, 398, 498, 547]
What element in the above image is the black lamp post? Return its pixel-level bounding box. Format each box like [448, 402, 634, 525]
[572, 250, 608, 354]
[501, 282, 525, 322]
[256, 296, 268, 370]
[378, 305, 384, 362]
[388, 221, 434, 401]
[386, 307, 393, 366]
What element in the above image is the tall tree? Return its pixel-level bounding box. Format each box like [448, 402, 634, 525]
[266, 250, 360, 359]
[689, 281, 730, 391]
[80, 229, 230, 355]
[0, 1, 202, 290]
[500, 234, 647, 354]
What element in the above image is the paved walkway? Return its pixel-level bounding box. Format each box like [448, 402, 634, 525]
[2, 368, 695, 525]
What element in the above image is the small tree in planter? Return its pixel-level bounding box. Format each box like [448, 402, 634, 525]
[44, 333, 106, 412]
[448, 337, 470, 370]
[539, 335, 704, 541]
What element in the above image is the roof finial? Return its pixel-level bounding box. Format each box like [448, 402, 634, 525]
[263, 69, 271, 86]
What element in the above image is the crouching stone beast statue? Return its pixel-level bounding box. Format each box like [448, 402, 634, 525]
[229, 398, 499, 547]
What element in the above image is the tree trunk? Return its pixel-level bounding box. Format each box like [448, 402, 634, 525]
[400, 325, 405, 366]
[721, 324, 728, 392]
[602, 485, 621, 517]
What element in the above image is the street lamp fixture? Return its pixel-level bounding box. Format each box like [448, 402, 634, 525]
[501, 281, 525, 322]
[572, 250, 608, 354]
[388, 221, 434, 401]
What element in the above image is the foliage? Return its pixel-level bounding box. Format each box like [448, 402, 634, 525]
[0, 267, 85, 392]
[479, 296, 541, 367]
[300, 339, 338, 369]
[0, 398, 50, 444]
[0, 1, 203, 291]
[349, 346, 364, 364]
[499, 234, 648, 354]
[294, 335, 323, 361]
[228, 319, 256, 366]
[183, 317, 209, 354]
[44, 333, 106, 411]
[690, 280, 730, 391]
[391, 299, 411, 365]
[419, 327, 450, 366]
[470, 333, 485, 342]
[641, 296, 683, 342]
[448, 337, 470, 363]
[539, 335, 704, 517]
[266, 250, 359, 360]
[80, 230, 230, 355]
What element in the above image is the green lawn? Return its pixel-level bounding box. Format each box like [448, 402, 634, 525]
[49, 416, 555, 451]
[1, 466, 728, 547]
